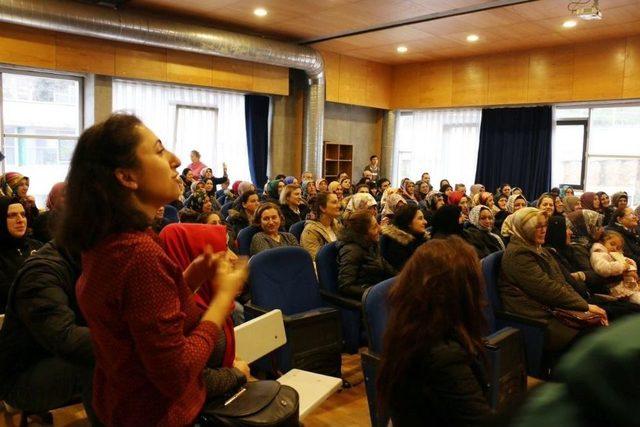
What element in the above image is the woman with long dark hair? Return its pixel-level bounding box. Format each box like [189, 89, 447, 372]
[380, 204, 428, 270]
[227, 190, 260, 236]
[57, 114, 247, 427]
[378, 237, 491, 426]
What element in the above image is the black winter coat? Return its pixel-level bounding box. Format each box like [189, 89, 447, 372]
[280, 204, 309, 232]
[336, 228, 395, 299]
[0, 238, 42, 312]
[463, 225, 504, 259]
[0, 241, 92, 394]
[606, 223, 640, 265]
[380, 224, 427, 271]
[389, 340, 491, 427]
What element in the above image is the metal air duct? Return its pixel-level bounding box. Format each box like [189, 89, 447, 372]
[0, 0, 325, 174]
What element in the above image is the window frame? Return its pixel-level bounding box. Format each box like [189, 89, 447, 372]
[0, 68, 84, 173]
[553, 118, 588, 190]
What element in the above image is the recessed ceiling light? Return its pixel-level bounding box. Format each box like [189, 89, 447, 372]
[396, 45, 408, 53]
[254, 7, 268, 17]
[563, 20, 577, 28]
[466, 34, 479, 42]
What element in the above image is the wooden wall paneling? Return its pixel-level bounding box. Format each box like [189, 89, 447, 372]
[451, 57, 489, 107]
[391, 63, 421, 109]
[338, 55, 368, 106]
[252, 63, 289, 95]
[166, 50, 212, 87]
[418, 60, 453, 108]
[623, 35, 640, 99]
[365, 60, 391, 109]
[487, 52, 529, 105]
[210, 56, 253, 91]
[56, 34, 115, 75]
[572, 38, 626, 101]
[322, 50, 341, 103]
[115, 43, 167, 82]
[527, 45, 574, 103]
[0, 23, 56, 69]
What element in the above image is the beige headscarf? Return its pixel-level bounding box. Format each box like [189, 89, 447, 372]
[511, 207, 544, 247]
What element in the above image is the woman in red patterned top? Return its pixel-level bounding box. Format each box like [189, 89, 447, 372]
[57, 114, 247, 427]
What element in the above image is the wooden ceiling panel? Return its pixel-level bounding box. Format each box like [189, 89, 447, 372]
[128, 0, 640, 64]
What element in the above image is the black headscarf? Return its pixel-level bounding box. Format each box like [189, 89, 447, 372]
[431, 205, 463, 237]
[544, 215, 568, 252]
[0, 196, 26, 250]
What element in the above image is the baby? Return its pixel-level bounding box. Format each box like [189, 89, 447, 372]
[590, 230, 640, 304]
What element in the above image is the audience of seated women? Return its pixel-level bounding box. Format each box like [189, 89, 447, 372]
[250, 202, 298, 256]
[0, 196, 42, 312]
[227, 190, 259, 236]
[499, 208, 607, 354]
[378, 237, 492, 427]
[380, 204, 428, 271]
[279, 184, 308, 231]
[0, 240, 100, 425]
[336, 211, 395, 298]
[301, 192, 342, 261]
[606, 207, 640, 265]
[464, 205, 504, 259]
[58, 114, 248, 427]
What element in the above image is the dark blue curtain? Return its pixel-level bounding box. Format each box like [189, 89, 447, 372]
[475, 106, 552, 199]
[244, 95, 270, 188]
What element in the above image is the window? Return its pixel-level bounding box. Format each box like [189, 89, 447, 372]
[553, 105, 640, 204]
[113, 79, 251, 182]
[1, 71, 83, 206]
[394, 109, 482, 188]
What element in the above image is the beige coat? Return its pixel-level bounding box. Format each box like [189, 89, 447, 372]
[300, 219, 342, 261]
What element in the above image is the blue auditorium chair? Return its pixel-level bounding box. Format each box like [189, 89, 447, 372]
[481, 251, 549, 378]
[163, 205, 179, 223]
[236, 225, 261, 256]
[244, 247, 342, 377]
[288, 220, 307, 243]
[316, 242, 362, 354]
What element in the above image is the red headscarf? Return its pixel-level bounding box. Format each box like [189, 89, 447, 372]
[159, 223, 235, 367]
[46, 182, 66, 211]
[447, 190, 465, 206]
[231, 180, 242, 195]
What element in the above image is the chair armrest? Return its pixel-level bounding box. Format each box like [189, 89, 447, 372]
[497, 311, 548, 329]
[244, 301, 270, 321]
[319, 290, 362, 311]
[286, 307, 339, 322]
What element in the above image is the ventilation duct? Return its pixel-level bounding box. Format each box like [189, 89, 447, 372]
[0, 0, 325, 174]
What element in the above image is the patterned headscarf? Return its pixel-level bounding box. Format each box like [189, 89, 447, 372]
[0, 172, 28, 198]
[284, 176, 296, 185]
[580, 192, 598, 211]
[425, 191, 444, 211]
[611, 192, 628, 209]
[563, 196, 582, 213]
[469, 205, 492, 231]
[566, 209, 603, 242]
[316, 178, 327, 191]
[345, 193, 377, 213]
[381, 193, 406, 216]
[186, 189, 208, 212]
[238, 181, 254, 196]
[200, 167, 213, 178]
[506, 194, 527, 213]
[511, 207, 544, 247]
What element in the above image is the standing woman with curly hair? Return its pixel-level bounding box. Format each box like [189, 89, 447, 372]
[58, 114, 247, 427]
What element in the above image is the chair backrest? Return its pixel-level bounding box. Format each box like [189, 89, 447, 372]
[163, 205, 179, 223]
[221, 201, 234, 218]
[362, 277, 395, 355]
[289, 220, 307, 242]
[316, 241, 340, 294]
[480, 251, 504, 331]
[237, 225, 261, 256]
[249, 246, 323, 315]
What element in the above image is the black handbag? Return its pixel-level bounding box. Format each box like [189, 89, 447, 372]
[199, 380, 299, 427]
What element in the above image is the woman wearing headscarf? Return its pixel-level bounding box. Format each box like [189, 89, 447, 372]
[0, 172, 39, 226]
[380, 204, 428, 271]
[597, 191, 613, 224]
[32, 182, 66, 243]
[478, 192, 496, 213]
[610, 192, 628, 212]
[380, 193, 406, 222]
[544, 215, 640, 319]
[469, 184, 484, 204]
[283, 176, 298, 186]
[400, 180, 418, 206]
[447, 190, 470, 222]
[580, 192, 600, 212]
[497, 183, 512, 200]
[499, 208, 607, 354]
[202, 179, 223, 211]
[493, 194, 509, 232]
[552, 194, 566, 217]
[263, 179, 284, 203]
[464, 205, 504, 259]
[431, 205, 464, 239]
[199, 166, 228, 193]
[343, 192, 378, 219]
[414, 181, 430, 206]
[0, 196, 43, 312]
[500, 194, 528, 241]
[560, 185, 574, 198]
[423, 191, 445, 227]
[563, 196, 582, 213]
[301, 180, 317, 202]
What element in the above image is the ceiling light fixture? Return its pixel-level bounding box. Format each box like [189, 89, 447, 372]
[563, 19, 577, 28]
[253, 7, 268, 17]
[396, 45, 408, 53]
[466, 34, 479, 42]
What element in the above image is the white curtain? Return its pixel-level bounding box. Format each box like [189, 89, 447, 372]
[394, 109, 482, 189]
[112, 79, 251, 181]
